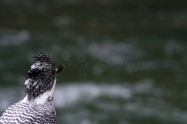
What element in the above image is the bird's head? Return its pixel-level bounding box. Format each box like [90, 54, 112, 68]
[24, 52, 59, 101]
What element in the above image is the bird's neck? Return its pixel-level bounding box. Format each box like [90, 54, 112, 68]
[22, 79, 56, 104]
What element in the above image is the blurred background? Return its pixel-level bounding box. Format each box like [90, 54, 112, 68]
[0, 0, 187, 124]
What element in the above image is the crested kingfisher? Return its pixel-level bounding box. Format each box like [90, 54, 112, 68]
[0, 52, 62, 124]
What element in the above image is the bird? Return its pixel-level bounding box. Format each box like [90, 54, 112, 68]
[0, 52, 62, 124]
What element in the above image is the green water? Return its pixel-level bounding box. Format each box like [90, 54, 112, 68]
[0, 0, 187, 124]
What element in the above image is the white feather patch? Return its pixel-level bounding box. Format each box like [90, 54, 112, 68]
[24, 79, 30, 85]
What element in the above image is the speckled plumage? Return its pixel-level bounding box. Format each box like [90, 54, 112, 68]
[0, 52, 58, 124]
[0, 99, 56, 124]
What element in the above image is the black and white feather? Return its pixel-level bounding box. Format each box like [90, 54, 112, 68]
[0, 52, 59, 124]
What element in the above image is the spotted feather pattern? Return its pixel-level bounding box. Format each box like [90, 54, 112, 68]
[0, 52, 58, 124]
[25, 52, 56, 100]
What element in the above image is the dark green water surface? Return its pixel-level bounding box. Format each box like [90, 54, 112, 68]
[0, 0, 187, 124]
